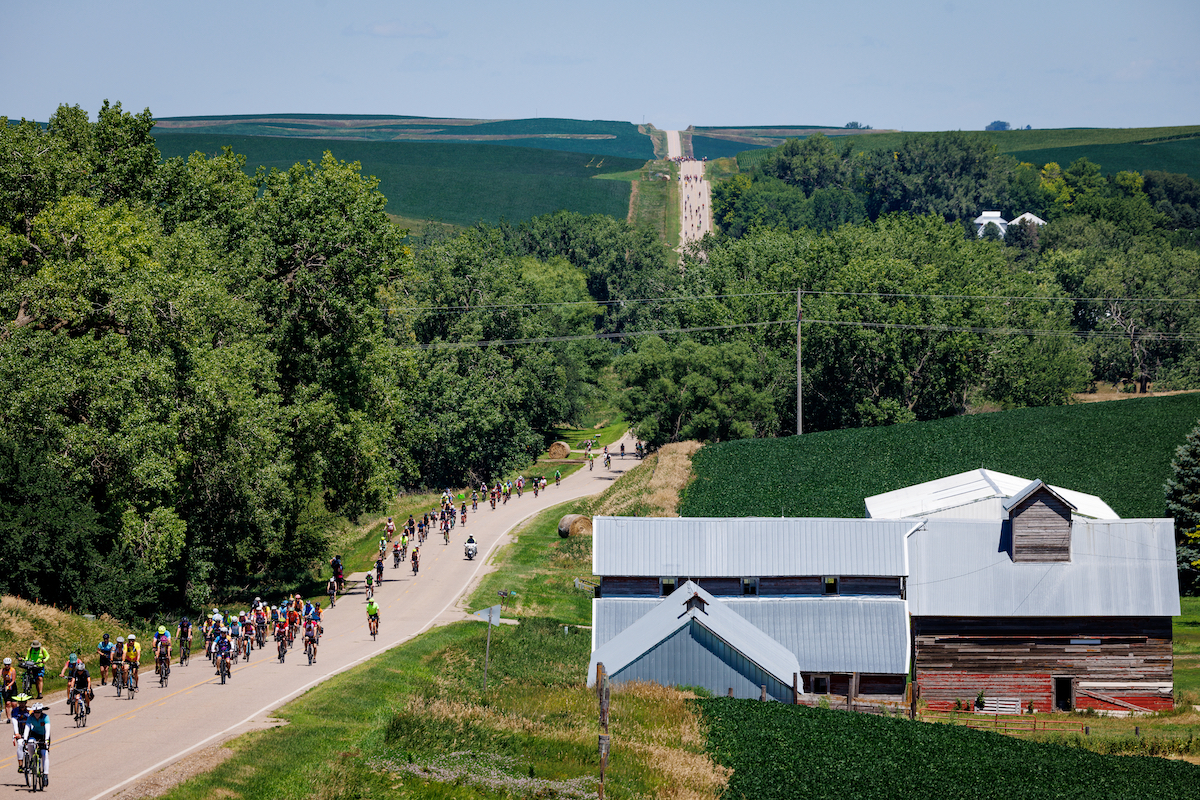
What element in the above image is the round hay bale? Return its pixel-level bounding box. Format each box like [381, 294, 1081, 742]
[558, 514, 592, 538]
[548, 441, 571, 459]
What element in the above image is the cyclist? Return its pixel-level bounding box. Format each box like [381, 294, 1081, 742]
[1, 658, 16, 719]
[364, 570, 375, 599]
[124, 633, 141, 692]
[19, 640, 48, 699]
[620, 442, 626, 459]
[227, 616, 241, 659]
[411, 546, 420, 575]
[286, 603, 300, 645]
[96, 634, 115, 686]
[375, 556, 385, 583]
[378, 536, 387, 559]
[303, 616, 319, 661]
[331, 554, 345, 593]
[10, 694, 31, 772]
[57, 653, 84, 697]
[69, 660, 92, 715]
[214, 630, 232, 680]
[155, 626, 172, 678]
[555, 468, 561, 486]
[392, 539, 402, 568]
[385, 517, 396, 541]
[176, 617, 192, 663]
[327, 574, 337, 607]
[588, 452, 594, 470]
[272, 614, 288, 648]
[604, 452, 611, 470]
[112, 637, 126, 688]
[460, 501, 467, 526]
[365, 598, 380, 635]
[253, 607, 267, 648]
[19, 702, 50, 786]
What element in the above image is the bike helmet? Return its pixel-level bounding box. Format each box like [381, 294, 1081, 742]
[180, 616, 190, 626]
[2, 657, 10, 665]
[102, 633, 110, 640]
[30, 703, 45, 713]
[13, 693, 30, 703]
[116, 637, 125, 644]
[68, 653, 77, 663]
[128, 634, 136, 641]
[30, 641, 40, 649]
[158, 625, 167, 634]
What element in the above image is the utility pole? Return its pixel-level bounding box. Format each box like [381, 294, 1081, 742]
[796, 288, 803, 436]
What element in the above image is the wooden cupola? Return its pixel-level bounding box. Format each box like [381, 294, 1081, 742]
[1003, 480, 1075, 563]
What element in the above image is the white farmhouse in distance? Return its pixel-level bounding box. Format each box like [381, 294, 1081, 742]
[973, 211, 1008, 237]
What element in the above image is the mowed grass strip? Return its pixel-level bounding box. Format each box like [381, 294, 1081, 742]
[154, 134, 641, 225]
[680, 393, 1200, 520]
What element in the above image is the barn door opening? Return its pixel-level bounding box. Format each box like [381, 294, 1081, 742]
[1054, 677, 1073, 711]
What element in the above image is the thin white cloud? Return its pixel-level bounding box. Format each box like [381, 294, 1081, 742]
[344, 21, 446, 39]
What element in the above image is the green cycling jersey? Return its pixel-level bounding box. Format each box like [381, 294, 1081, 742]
[365, 601, 379, 616]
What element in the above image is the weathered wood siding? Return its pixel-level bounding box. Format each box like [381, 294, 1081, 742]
[914, 616, 1174, 711]
[759, 577, 822, 595]
[600, 577, 660, 597]
[800, 673, 906, 699]
[696, 578, 743, 596]
[840, 576, 903, 597]
[1011, 490, 1072, 562]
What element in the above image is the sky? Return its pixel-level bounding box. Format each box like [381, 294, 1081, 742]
[3, 0, 1198, 131]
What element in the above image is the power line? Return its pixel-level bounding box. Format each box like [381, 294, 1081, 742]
[400, 316, 1200, 350]
[394, 288, 1200, 316]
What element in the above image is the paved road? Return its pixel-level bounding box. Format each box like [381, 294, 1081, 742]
[678, 157, 712, 245]
[666, 129, 682, 159]
[4, 434, 637, 799]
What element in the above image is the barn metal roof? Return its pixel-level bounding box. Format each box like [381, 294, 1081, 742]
[864, 469, 1118, 521]
[593, 595, 910, 674]
[1002, 479, 1074, 513]
[586, 581, 802, 688]
[592, 517, 915, 577]
[906, 518, 1180, 617]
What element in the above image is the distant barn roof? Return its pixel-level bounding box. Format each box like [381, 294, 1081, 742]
[907, 518, 1180, 617]
[592, 516, 917, 577]
[864, 469, 1118, 521]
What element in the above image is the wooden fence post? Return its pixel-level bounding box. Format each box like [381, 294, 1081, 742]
[793, 672, 799, 705]
[728, 687, 733, 697]
[597, 663, 610, 799]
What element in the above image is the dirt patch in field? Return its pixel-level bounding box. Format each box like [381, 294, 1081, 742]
[1073, 386, 1200, 403]
[628, 179, 640, 223]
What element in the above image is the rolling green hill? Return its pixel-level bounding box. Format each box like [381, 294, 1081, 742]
[679, 393, 1200, 519]
[154, 114, 654, 159]
[733, 125, 1200, 178]
[154, 133, 642, 225]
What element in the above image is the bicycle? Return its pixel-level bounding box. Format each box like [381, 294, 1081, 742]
[368, 615, 379, 640]
[444, 528, 450, 545]
[24, 739, 46, 791]
[276, 631, 287, 663]
[242, 634, 251, 663]
[256, 623, 267, 651]
[328, 586, 337, 608]
[365, 583, 373, 602]
[219, 656, 230, 685]
[180, 638, 191, 667]
[73, 688, 88, 727]
[158, 654, 170, 688]
[126, 663, 138, 698]
[19, 660, 38, 697]
[393, 549, 401, 569]
[113, 665, 125, 698]
[306, 637, 316, 665]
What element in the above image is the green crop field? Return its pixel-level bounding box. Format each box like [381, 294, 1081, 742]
[692, 134, 770, 160]
[154, 133, 642, 225]
[680, 393, 1200, 519]
[154, 114, 654, 159]
[1009, 138, 1200, 179]
[698, 698, 1200, 800]
[730, 125, 1200, 177]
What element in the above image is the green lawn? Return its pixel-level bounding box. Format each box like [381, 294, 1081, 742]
[154, 134, 640, 226]
[551, 417, 628, 451]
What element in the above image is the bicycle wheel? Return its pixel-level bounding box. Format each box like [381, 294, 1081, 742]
[115, 672, 122, 697]
[307, 643, 314, 665]
[24, 755, 30, 787]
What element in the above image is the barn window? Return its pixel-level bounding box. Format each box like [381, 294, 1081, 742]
[742, 578, 758, 596]
[823, 577, 839, 595]
[660, 578, 676, 596]
[811, 675, 830, 694]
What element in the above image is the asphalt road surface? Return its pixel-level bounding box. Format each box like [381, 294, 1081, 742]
[3, 434, 636, 799]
